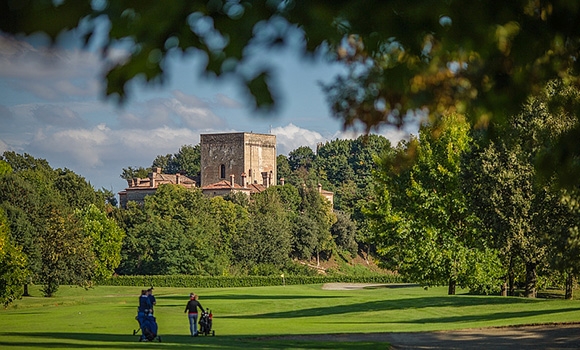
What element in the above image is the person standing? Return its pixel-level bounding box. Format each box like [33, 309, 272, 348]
[184, 293, 204, 336]
[138, 289, 152, 315]
[147, 288, 156, 314]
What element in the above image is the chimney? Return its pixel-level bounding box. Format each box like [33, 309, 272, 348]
[280, 177, 285, 186]
[241, 173, 247, 188]
[230, 174, 235, 188]
[318, 183, 322, 193]
[176, 173, 180, 185]
[268, 171, 273, 188]
[150, 172, 155, 188]
[127, 179, 133, 188]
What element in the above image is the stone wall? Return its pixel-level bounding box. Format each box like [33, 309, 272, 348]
[200, 132, 276, 187]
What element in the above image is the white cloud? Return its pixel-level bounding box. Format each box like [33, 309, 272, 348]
[0, 139, 8, 154]
[32, 104, 85, 127]
[118, 91, 226, 130]
[213, 93, 242, 108]
[272, 123, 327, 155]
[0, 35, 106, 100]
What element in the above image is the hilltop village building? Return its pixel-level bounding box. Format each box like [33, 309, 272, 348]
[118, 167, 196, 208]
[118, 132, 333, 207]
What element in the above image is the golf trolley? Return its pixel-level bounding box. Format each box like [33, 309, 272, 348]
[199, 309, 215, 336]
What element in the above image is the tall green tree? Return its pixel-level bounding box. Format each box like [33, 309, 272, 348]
[298, 185, 336, 266]
[117, 185, 234, 275]
[288, 146, 316, 172]
[120, 166, 150, 181]
[39, 209, 94, 297]
[151, 144, 201, 179]
[233, 188, 292, 270]
[0, 208, 28, 307]
[463, 80, 580, 297]
[331, 211, 358, 256]
[76, 204, 125, 282]
[369, 114, 501, 294]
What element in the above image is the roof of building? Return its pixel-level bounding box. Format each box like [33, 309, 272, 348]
[119, 168, 196, 194]
[201, 180, 247, 191]
[246, 183, 267, 194]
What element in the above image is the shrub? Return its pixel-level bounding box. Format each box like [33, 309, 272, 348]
[101, 274, 404, 288]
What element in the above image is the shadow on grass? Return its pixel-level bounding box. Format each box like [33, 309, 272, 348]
[397, 307, 580, 325]
[220, 295, 552, 320]
[0, 332, 382, 349]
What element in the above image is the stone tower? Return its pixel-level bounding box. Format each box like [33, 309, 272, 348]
[200, 132, 277, 188]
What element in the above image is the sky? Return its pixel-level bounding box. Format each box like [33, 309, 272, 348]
[0, 28, 416, 198]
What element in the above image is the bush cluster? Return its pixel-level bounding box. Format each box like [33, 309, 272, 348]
[101, 274, 404, 288]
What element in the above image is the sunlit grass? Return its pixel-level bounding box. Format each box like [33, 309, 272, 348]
[1, 284, 580, 349]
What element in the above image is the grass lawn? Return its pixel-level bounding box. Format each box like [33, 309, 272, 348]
[1, 284, 580, 349]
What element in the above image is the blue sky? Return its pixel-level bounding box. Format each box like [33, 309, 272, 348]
[0, 30, 415, 197]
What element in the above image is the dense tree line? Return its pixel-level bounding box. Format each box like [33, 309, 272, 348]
[368, 80, 580, 297]
[0, 153, 124, 301]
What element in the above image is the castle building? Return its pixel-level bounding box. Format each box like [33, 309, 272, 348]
[200, 132, 276, 190]
[118, 167, 196, 208]
[118, 131, 334, 205]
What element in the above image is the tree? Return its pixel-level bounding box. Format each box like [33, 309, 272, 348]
[116, 185, 235, 275]
[369, 114, 501, 294]
[39, 209, 94, 297]
[173, 145, 201, 179]
[151, 144, 201, 179]
[462, 80, 580, 297]
[0, 160, 12, 176]
[120, 166, 150, 181]
[331, 211, 358, 256]
[288, 146, 316, 172]
[53, 168, 98, 209]
[151, 154, 175, 174]
[0, 208, 28, 307]
[276, 155, 293, 183]
[314, 139, 355, 185]
[298, 185, 336, 266]
[233, 189, 292, 270]
[76, 204, 125, 282]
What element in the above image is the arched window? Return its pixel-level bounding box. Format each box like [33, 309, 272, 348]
[220, 164, 226, 179]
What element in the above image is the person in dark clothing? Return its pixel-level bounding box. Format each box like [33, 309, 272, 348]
[139, 289, 152, 314]
[147, 288, 156, 313]
[184, 293, 204, 336]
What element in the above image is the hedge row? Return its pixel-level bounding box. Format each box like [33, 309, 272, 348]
[101, 274, 404, 288]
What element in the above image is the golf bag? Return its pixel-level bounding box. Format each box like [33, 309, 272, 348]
[198, 309, 215, 336]
[134, 311, 161, 342]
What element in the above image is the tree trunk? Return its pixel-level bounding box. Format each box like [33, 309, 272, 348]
[316, 250, 320, 267]
[565, 273, 574, 300]
[500, 281, 507, 297]
[23, 284, 29, 297]
[448, 278, 456, 295]
[508, 268, 515, 296]
[366, 244, 370, 264]
[525, 262, 537, 298]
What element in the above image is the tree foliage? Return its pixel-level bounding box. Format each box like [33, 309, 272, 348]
[369, 114, 502, 294]
[152, 144, 201, 179]
[76, 204, 125, 282]
[463, 80, 580, 297]
[0, 208, 28, 307]
[0, 152, 111, 296]
[39, 209, 95, 297]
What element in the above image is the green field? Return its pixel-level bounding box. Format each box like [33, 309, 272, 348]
[1, 284, 580, 349]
